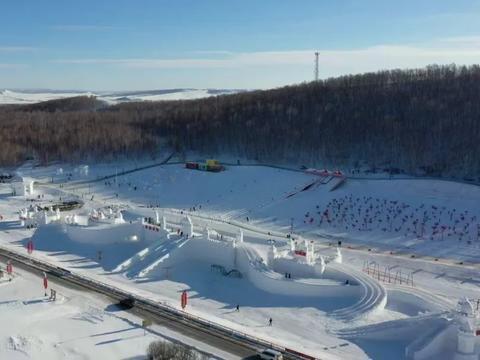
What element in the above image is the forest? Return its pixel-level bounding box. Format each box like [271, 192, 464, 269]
[1, 64, 479, 179]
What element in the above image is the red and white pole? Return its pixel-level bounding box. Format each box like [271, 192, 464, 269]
[43, 272, 48, 296]
[27, 240, 34, 254]
[181, 290, 188, 310]
[6, 261, 12, 279]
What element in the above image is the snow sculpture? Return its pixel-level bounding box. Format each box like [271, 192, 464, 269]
[318, 255, 326, 274]
[25, 179, 34, 196]
[237, 229, 244, 243]
[19, 207, 40, 228]
[181, 216, 193, 237]
[41, 211, 48, 225]
[333, 247, 342, 264]
[19, 208, 26, 226]
[290, 237, 296, 252]
[454, 297, 478, 360]
[306, 240, 315, 265]
[114, 210, 124, 224]
[267, 244, 277, 266]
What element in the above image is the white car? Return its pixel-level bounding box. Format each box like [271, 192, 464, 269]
[258, 348, 283, 360]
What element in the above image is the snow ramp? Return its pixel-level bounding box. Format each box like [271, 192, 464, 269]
[329, 263, 387, 321]
[112, 235, 189, 279]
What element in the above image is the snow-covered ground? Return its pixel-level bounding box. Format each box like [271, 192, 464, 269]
[1, 160, 480, 359]
[0, 259, 237, 360]
[0, 89, 242, 105]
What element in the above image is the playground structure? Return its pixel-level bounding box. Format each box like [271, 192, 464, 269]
[13, 187, 477, 358]
[28, 206, 471, 328]
[29, 207, 389, 320]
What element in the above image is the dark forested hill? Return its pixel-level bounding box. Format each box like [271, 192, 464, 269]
[1, 64, 480, 179]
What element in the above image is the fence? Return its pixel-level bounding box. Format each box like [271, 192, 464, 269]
[362, 261, 414, 286]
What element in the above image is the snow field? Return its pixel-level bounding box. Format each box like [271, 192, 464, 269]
[2, 161, 480, 359]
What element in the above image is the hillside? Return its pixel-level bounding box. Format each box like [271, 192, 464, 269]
[0, 88, 241, 105]
[1, 64, 479, 179]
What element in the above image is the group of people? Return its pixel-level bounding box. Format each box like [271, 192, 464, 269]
[302, 195, 479, 243]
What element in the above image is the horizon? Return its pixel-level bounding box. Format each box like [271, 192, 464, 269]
[1, 0, 480, 90]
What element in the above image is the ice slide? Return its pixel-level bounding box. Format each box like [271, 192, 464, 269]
[240, 246, 387, 320]
[112, 235, 189, 278]
[385, 284, 454, 313]
[329, 263, 387, 321]
[334, 311, 450, 339]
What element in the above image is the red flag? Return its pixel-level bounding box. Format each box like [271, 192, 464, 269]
[43, 272, 48, 293]
[6, 261, 12, 275]
[27, 240, 34, 254]
[181, 290, 188, 310]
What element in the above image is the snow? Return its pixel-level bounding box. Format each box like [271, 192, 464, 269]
[0, 89, 241, 105]
[1, 161, 480, 359]
[0, 260, 234, 360]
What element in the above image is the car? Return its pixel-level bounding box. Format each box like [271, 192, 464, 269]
[258, 348, 283, 360]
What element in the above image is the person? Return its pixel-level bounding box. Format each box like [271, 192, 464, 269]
[236, 304, 239, 312]
[268, 318, 272, 326]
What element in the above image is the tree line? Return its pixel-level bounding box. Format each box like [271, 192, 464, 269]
[1, 64, 479, 179]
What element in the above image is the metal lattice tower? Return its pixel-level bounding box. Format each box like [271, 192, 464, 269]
[314, 52, 319, 81]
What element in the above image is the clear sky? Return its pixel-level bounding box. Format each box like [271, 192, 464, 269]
[1, 0, 480, 91]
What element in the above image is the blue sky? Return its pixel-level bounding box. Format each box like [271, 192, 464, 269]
[1, 0, 480, 90]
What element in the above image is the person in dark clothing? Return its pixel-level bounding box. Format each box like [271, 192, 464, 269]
[236, 304, 239, 312]
[268, 318, 272, 326]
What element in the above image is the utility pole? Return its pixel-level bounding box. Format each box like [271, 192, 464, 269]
[314, 52, 319, 81]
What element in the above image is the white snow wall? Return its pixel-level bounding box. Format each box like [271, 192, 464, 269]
[153, 236, 361, 298]
[406, 324, 457, 360]
[236, 247, 360, 298]
[66, 222, 167, 245]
